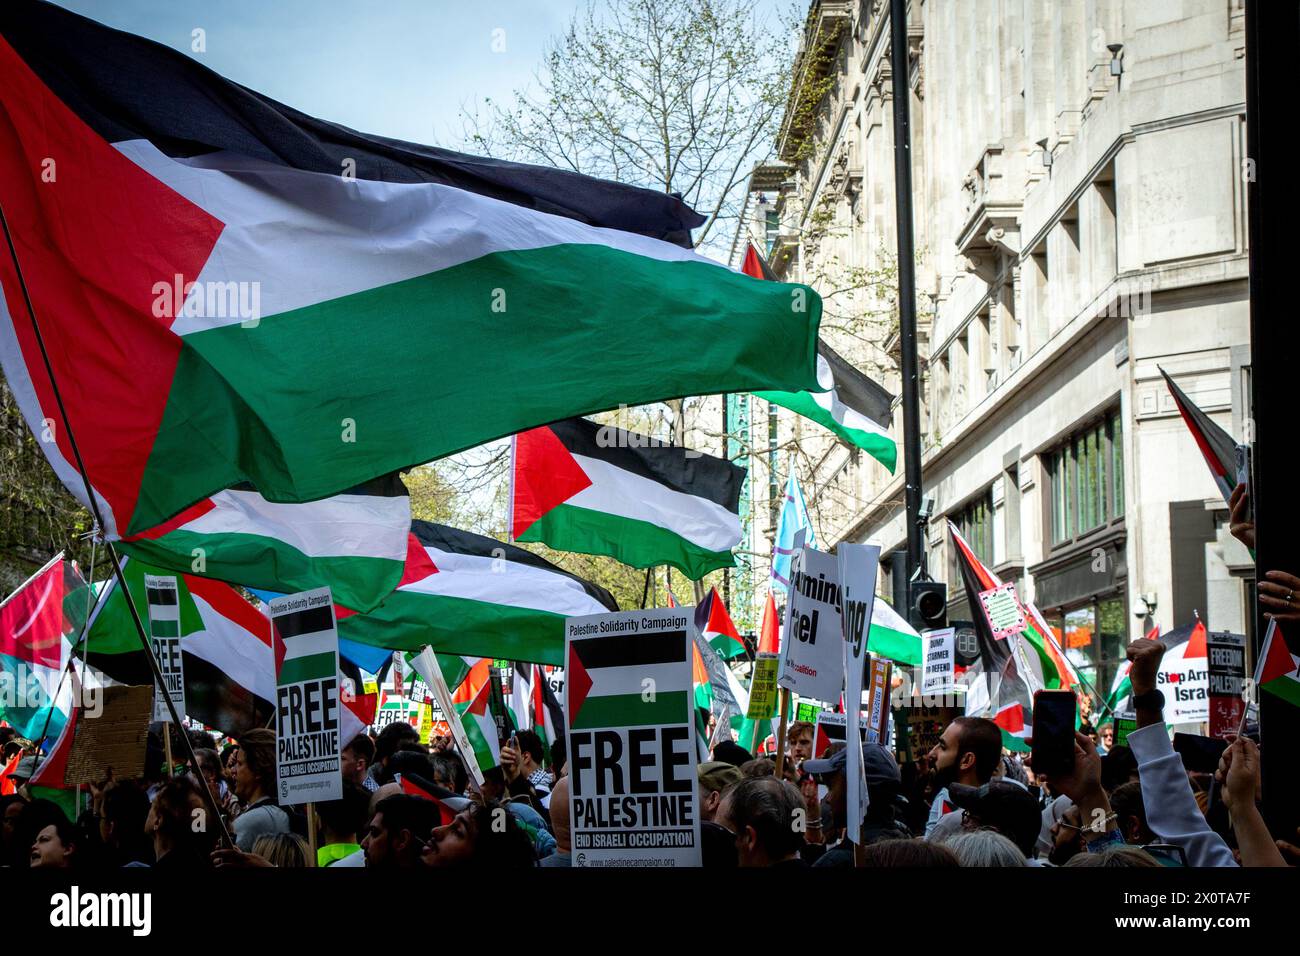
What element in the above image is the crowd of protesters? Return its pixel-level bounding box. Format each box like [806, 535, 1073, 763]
[1, 636, 1293, 869]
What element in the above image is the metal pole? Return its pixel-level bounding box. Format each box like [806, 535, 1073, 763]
[889, 0, 925, 582]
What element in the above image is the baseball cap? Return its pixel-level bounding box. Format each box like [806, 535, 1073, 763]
[947, 779, 1041, 857]
[697, 761, 742, 793]
[802, 742, 900, 788]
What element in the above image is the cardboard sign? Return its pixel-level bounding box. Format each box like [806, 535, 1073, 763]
[271, 587, 342, 806]
[864, 657, 892, 745]
[1207, 631, 1247, 738]
[566, 608, 702, 868]
[838, 542, 881, 845]
[410, 647, 485, 787]
[65, 684, 152, 785]
[893, 699, 962, 764]
[777, 546, 844, 701]
[978, 583, 1026, 641]
[746, 652, 780, 720]
[921, 628, 957, 695]
[145, 574, 185, 723]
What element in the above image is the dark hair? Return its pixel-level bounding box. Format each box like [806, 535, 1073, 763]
[154, 776, 216, 857]
[548, 736, 566, 774]
[101, 780, 151, 861]
[23, 798, 79, 865]
[1109, 781, 1152, 843]
[315, 782, 372, 840]
[387, 749, 437, 785]
[221, 743, 239, 767]
[374, 723, 419, 763]
[466, 803, 536, 869]
[727, 777, 804, 861]
[195, 747, 222, 777]
[429, 753, 462, 793]
[187, 729, 217, 753]
[343, 733, 375, 765]
[1101, 745, 1138, 792]
[441, 751, 468, 794]
[237, 728, 277, 794]
[951, 717, 1003, 782]
[515, 729, 544, 765]
[372, 794, 440, 846]
[861, 837, 960, 867]
[739, 758, 776, 778]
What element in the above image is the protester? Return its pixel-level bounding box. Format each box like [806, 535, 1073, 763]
[231, 728, 290, 852]
[420, 802, 537, 868]
[314, 782, 371, 867]
[1063, 845, 1162, 867]
[801, 741, 908, 865]
[947, 778, 1042, 861]
[711, 740, 752, 768]
[943, 829, 1026, 867]
[786, 720, 815, 763]
[697, 761, 742, 823]
[251, 833, 312, 867]
[371, 723, 420, 786]
[341, 734, 374, 791]
[362, 793, 440, 868]
[147, 776, 217, 868]
[538, 774, 571, 868]
[27, 801, 79, 869]
[96, 779, 153, 866]
[1216, 735, 1288, 867]
[925, 716, 1002, 835]
[716, 776, 807, 867]
[860, 837, 960, 867]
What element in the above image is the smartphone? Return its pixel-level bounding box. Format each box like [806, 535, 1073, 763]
[1143, 843, 1188, 867]
[1031, 689, 1077, 778]
[1173, 733, 1228, 775]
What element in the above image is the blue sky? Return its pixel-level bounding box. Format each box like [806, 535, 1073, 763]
[53, 0, 792, 149]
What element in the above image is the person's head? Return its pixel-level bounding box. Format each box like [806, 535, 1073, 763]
[549, 774, 571, 853]
[928, 716, 1002, 789]
[1097, 722, 1115, 750]
[715, 776, 804, 867]
[429, 753, 462, 794]
[221, 743, 239, 774]
[711, 740, 752, 769]
[420, 802, 537, 869]
[942, 829, 1027, 867]
[804, 742, 901, 828]
[195, 747, 223, 796]
[1064, 845, 1161, 867]
[362, 794, 440, 868]
[251, 832, 311, 867]
[514, 730, 545, 774]
[1100, 745, 1139, 792]
[860, 837, 960, 867]
[548, 736, 566, 777]
[234, 728, 276, 803]
[739, 757, 775, 779]
[314, 782, 371, 844]
[697, 761, 742, 823]
[1, 793, 27, 858]
[100, 779, 151, 856]
[1048, 802, 1086, 866]
[949, 779, 1042, 858]
[30, 819, 77, 868]
[387, 748, 437, 784]
[1108, 781, 1154, 846]
[374, 723, 420, 780]
[341, 733, 375, 787]
[787, 721, 815, 762]
[147, 775, 214, 862]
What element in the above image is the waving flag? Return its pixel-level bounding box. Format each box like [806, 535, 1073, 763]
[511, 417, 743, 579]
[83, 557, 275, 735]
[695, 588, 747, 660]
[1159, 367, 1247, 504]
[337, 522, 617, 665]
[0, 2, 821, 540]
[511, 662, 566, 762]
[742, 244, 897, 472]
[770, 473, 814, 593]
[118, 474, 411, 613]
[1255, 620, 1300, 708]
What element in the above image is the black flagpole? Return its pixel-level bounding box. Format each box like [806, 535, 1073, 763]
[0, 199, 233, 849]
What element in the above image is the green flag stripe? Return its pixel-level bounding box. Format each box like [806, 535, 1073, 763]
[277, 651, 336, 686]
[571, 690, 689, 730]
[755, 388, 896, 473]
[149, 619, 180, 638]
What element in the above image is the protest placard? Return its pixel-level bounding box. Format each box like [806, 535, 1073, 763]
[838, 542, 881, 845]
[978, 583, 1026, 641]
[777, 546, 844, 702]
[410, 647, 486, 787]
[65, 684, 152, 785]
[1207, 631, 1247, 738]
[145, 574, 185, 723]
[864, 656, 892, 745]
[565, 607, 701, 867]
[271, 587, 342, 806]
[747, 652, 780, 720]
[921, 628, 956, 695]
[812, 711, 867, 758]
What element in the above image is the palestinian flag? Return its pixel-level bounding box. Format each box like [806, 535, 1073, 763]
[0, 2, 821, 541]
[868, 597, 923, 667]
[511, 417, 743, 579]
[117, 474, 411, 613]
[0, 555, 89, 742]
[741, 244, 897, 472]
[1160, 367, 1247, 504]
[338, 521, 617, 665]
[511, 662, 566, 762]
[692, 627, 748, 747]
[25, 695, 78, 820]
[398, 774, 458, 826]
[408, 648, 492, 784]
[993, 701, 1030, 746]
[84, 557, 275, 735]
[1255, 620, 1300, 708]
[695, 588, 747, 660]
[568, 630, 690, 731]
[458, 671, 503, 774]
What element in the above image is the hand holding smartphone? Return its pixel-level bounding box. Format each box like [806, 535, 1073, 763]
[1031, 689, 1077, 778]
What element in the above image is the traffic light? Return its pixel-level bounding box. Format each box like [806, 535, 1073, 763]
[908, 580, 948, 631]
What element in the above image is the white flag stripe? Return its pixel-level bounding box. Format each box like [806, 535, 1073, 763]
[587, 661, 684, 699]
[401, 547, 609, 617]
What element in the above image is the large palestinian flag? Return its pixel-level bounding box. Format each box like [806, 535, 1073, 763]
[83, 557, 276, 735]
[511, 417, 743, 579]
[741, 244, 897, 472]
[337, 521, 617, 665]
[117, 474, 411, 613]
[0, 2, 821, 541]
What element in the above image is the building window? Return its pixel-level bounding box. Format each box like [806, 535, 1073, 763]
[950, 486, 995, 577]
[765, 209, 780, 255]
[1043, 595, 1127, 698]
[1047, 410, 1124, 546]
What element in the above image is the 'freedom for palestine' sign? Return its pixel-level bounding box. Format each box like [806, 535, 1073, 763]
[271, 587, 342, 806]
[565, 608, 701, 867]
